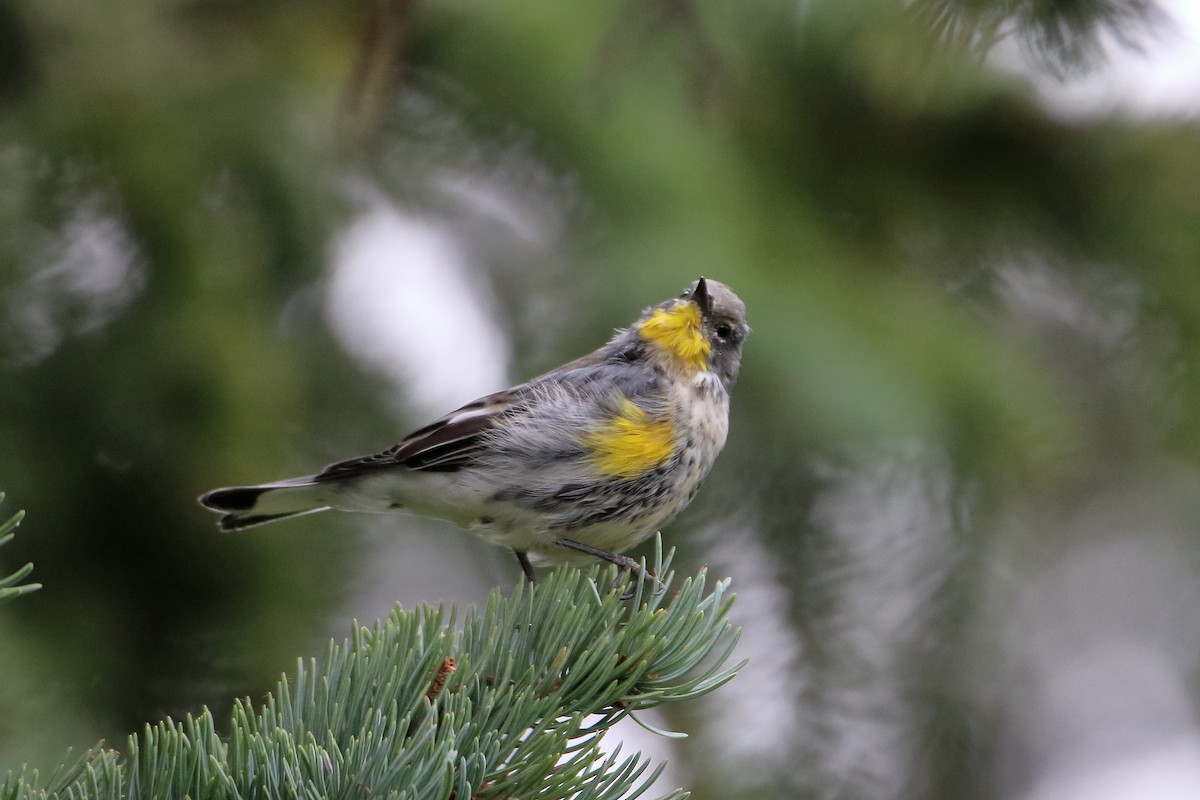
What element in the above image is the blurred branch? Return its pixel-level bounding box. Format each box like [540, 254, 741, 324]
[1, 551, 741, 799]
[591, 0, 731, 113]
[0, 493, 39, 604]
[339, 0, 417, 147]
[912, 0, 1169, 76]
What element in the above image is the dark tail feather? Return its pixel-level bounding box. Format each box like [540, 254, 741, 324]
[199, 478, 330, 531]
[201, 485, 272, 512]
[215, 507, 330, 531]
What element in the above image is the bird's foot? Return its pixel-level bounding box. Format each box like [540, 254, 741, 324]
[556, 538, 663, 599]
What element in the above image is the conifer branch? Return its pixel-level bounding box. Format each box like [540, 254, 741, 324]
[0, 494, 39, 604]
[3, 542, 741, 799]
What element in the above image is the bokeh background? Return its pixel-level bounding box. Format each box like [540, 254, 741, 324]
[3, 1, 1200, 798]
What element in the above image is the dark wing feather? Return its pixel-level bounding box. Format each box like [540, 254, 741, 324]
[394, 409, 500, 472]
[315, 393, 513, 481]
[313, 342, 624, 482]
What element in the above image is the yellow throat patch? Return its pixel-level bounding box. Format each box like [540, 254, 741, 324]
[636, 301, 710, 374]
[583, 397, 677, 478]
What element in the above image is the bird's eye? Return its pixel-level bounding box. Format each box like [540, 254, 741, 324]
[715, 322, 733, 340]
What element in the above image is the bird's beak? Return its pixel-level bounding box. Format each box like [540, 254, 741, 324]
[690, 277, 712, 316]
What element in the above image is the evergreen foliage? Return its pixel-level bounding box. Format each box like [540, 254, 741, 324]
[0, 494, 38, 604]
[1, 547, 739, 800]
[4, 1, 1200, 797]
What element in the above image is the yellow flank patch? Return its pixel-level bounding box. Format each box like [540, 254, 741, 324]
[583, 397, 677, 478]
[637, 302, 710, 373]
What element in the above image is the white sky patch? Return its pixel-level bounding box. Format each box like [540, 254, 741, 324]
[799, 444, 961, 800]
[976, 469, 1200, 800]
[327, 201, 510, 418]
[693, 513, 805, 777]
[1023, 735, 1200, 800]
[994, 261, 1141, 347]
[435, 171, 559, 250]
[991, 0, 1200, 117]
[4, 192, 145, 365]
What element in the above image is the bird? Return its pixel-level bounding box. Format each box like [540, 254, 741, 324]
[199, 277, 749, 582]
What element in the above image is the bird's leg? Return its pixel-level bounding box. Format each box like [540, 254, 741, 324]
[514, 549, 537, 583]
[556, 538, 660, 598]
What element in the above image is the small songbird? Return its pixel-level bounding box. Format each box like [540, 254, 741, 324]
[199, 278, 749, 581]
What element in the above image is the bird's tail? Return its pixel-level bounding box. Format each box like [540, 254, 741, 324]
[198, 477, 331, 531]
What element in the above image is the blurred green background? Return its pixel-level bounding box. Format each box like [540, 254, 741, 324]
[4, 1, 1200, 798]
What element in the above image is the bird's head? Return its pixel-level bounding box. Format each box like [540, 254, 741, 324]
[634, 277, 750, 391]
